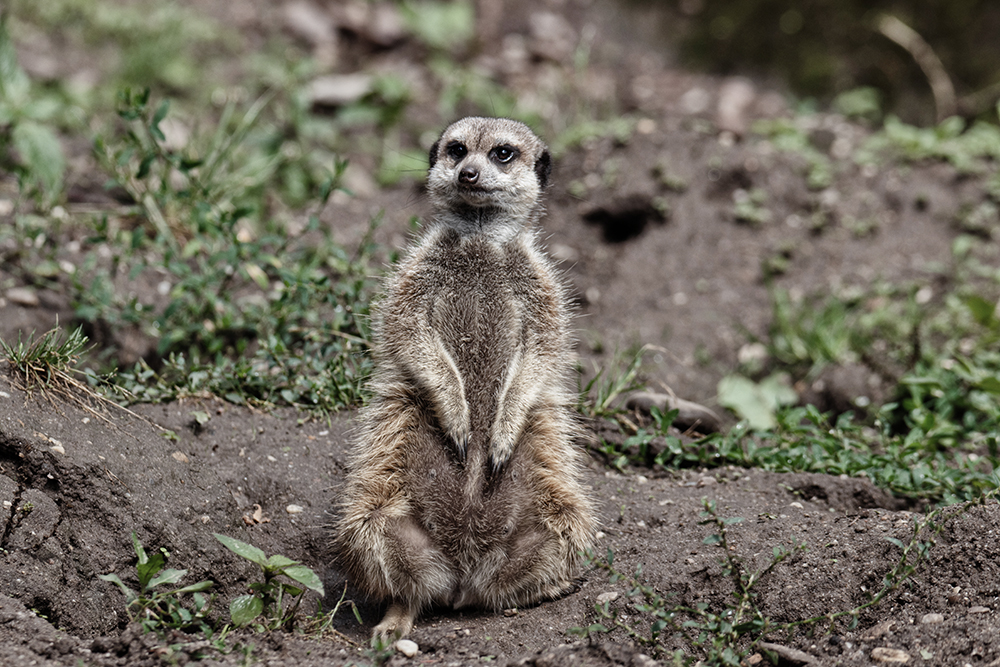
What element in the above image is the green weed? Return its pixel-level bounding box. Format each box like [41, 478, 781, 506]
[0, 15, 65, 208]
[600, 407, 685, 471]
[1, 325, 89, 391]
[550, 117, 636, 157]
[574, 491, 998, 665]
[752, 118, 834, 191]
[579, 346, 646, 419]
[596, 397, 997, 505]
[99, 532, 214, 635]
[11, 0, 229, 97]
[72, 89, 375, 411]
[716, 373, 797, 431]
[856, 113, 1000, 175]
[214, 533, 325, 631]
[400, 0, 475, 54]
[732, 187, 772, 227]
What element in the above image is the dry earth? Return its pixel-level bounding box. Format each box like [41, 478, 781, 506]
[2, 0, 1000, 665]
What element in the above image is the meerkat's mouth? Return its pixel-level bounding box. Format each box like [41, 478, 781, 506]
[457, 184, 501, 205]
[457, 183, 496, 193]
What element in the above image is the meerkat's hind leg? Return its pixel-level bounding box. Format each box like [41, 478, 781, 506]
[373, 600, 418, 642]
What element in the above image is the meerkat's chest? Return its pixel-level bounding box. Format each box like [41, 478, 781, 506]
[419, 241, 536, 397]
[430, 256, 523, 366]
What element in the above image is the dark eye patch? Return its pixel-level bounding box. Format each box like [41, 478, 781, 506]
[446, 141, 468, 160]
[490, 145, 519, 164]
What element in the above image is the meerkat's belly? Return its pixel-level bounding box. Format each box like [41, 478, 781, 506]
[431, 272, 521, 439]
[404, 420, 536, 592]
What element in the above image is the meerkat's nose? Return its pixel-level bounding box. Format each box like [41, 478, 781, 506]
[458, 166, 479, 185]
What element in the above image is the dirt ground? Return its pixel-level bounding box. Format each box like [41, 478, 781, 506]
[3, 0, 1000, 665]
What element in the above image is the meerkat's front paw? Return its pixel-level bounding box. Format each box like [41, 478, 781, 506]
[488, 424, 517, 471]
[373, 602, 416, 642]
[440, 405, 471, 458]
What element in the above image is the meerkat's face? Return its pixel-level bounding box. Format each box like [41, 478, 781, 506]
[427, 117, 551, 218]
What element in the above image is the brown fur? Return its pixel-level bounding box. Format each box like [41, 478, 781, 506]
[332, 117, 596, 640]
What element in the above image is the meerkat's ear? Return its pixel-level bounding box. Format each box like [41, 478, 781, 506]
[535, 149, 552, 188]
[428, 140, 440, 171]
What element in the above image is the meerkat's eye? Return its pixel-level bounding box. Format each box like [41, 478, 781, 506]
[490, 145, 519, 164]
[446, 141, 467, 161]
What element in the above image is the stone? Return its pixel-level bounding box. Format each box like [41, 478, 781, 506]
[716, 77, 756, 137]
[871, 647, 910, 663]
[529, 12, 576, 63]
[338, 3, 406, 47]
[920, 613, 944, 624]
[6, 287, 40, 308]
[307, 74, 373, 107]
[596, 591, 619, 605]
[285, 1, 335, 47]
[395, 639, 419, 657]
[758, 642, 818, 665]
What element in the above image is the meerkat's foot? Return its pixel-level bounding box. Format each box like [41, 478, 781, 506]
[373, 602, 417, 642]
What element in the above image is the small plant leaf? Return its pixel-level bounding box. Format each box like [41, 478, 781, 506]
[977, 376, 1000, 394]
[98, 573, 136, 602]
[964, 294, 997, 326]
[230, 594, 264, 626]
[282, 564, 325, 595]
[147, 567, 188, 590]
[173, 579, 214, 594]
[214, 533, 267, 567]
[885, 536, 906, 550]
[150, 99, 170, 142]
[265, 554, 298, 570]
[12, 120, 65, 202]
[131, 532, 149, 565]
[0, 18, 31, 105]
[136, 551, 166, 591]
[717, 374, 789, 430]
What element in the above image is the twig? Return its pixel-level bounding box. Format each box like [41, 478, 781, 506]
[876, 14, 956, 123]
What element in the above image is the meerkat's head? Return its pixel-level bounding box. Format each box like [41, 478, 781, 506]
[427, 117, 551, 236]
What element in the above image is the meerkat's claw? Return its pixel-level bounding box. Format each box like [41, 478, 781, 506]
[449, 432, 469, 460]
[488, 446, 512, 473]
[488, 426, 517, 471]
[373, 601, 416, 642]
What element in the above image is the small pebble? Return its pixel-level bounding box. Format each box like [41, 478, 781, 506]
[7, 287, 39, 308]
[920, 613, 944, 624]
[286, 504, 304, 514]
[307, 74, 372, 106]
[395, 639, 418, 657]
[871, 647, 910, 663]
[596, 591, 619, 605]
[633, 654, 657, 667]
[969, 606, 990, 614]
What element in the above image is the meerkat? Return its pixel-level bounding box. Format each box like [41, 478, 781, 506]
[333, 116, 596, 641]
